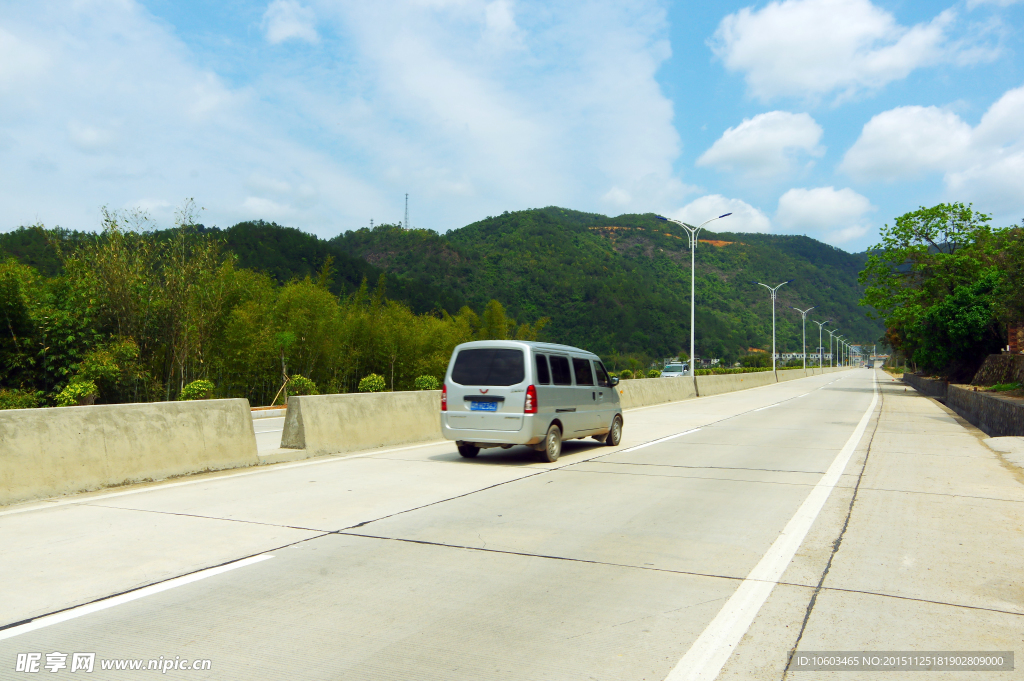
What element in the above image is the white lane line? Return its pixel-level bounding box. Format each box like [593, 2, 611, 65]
[0, 555, 273, 640]
[752, 404, 778, 412]
[254, 428, 284, 434]
[614, 429, 701, 454]
[665, 371, 878, 681]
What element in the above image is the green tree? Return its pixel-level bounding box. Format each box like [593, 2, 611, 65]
[859, 202, 1002, 376]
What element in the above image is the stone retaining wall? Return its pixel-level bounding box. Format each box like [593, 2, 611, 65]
[945, 385, 1024, 437]
[902, 373, 949, 399]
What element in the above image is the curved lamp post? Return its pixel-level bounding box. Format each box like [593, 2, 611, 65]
[836, 336, 847, 367]
[812, 319, 830, 370]
[655, 212, 732, 376]
[825, 328, 840, 368]
[792, 307, 815, 370]
[753, 280, 794, 373]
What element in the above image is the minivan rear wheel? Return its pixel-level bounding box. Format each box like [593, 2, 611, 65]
[606, 415, 623, 447]
[457, 444, 480, 458]
[541, 424, 562, 462]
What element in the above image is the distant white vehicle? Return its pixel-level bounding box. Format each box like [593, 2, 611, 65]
[661, 363, 688, 377]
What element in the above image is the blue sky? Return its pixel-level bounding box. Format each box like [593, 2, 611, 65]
[1, 0, 1022, 251]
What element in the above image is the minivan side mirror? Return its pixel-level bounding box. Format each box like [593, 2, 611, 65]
[610, 376, 619, 386]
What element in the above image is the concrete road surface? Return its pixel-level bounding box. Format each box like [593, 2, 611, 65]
[253, 416, 285, 453]
[1, 370, 1020, 680]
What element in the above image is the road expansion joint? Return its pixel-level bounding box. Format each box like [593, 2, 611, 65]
[853, 486, 1024, 504]
[80, 502, 326, 533]
[592, 461, 827, 475]
[791, 583, 1024, 618]
[326, 529, 1017, 621]
[0, 532, 329, 633]
[555, 467, 846, 489]
[333, 530, 752, 583]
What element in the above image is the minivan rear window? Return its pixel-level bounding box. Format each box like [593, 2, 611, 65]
[535, 354, 551, 385]
[452, 348, 525, 386]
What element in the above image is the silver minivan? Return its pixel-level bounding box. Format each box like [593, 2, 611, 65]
[441, 340, 623, 462]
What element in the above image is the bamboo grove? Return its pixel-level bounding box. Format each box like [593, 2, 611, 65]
[0, 205, 547, 408]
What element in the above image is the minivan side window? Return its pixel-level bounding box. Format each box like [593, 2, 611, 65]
[535, 353, 551, 385]
[595, 361, 611, 387]
[451, 348, 525, 386]
[548, 355, 572, 386]
[572, 357, 595, 386]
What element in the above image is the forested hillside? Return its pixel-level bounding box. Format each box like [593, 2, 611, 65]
[1, 207, 882, 375]
[331, 207, 882, 362]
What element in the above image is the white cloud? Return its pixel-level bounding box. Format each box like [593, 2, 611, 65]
[968, 0, 1023, 7]
[670, 195, 771, 233]
[776, 187, 875, 243]
[710, 0, 995, 102]
[840, 85, 1024, 214]
[263, 1, 319, 45]
[839, 106, 972, 180]
[0, 0, 686, 235]
[696, 111, 823, 178]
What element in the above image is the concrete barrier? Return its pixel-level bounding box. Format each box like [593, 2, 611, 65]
[0, 399, 258, 507]
[695, 371, 777, 396]
[281, 391, 442, 457]
[776, 369, 811, 382]
[615, 377, 697, 410]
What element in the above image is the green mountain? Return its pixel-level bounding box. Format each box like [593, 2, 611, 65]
[1, 207, 882, 363]
[330, 207, 881, 361]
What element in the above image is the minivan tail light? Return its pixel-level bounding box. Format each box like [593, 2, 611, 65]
[524, 384, 537, 413]
[441, 383, 447, 411]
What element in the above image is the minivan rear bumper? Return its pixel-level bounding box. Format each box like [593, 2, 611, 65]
[441, 413, 544, 446]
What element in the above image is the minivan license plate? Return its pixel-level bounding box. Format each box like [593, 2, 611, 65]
[470, 401, 498, 411]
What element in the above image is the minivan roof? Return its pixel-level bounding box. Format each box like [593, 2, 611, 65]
[452, 339, 600, 359]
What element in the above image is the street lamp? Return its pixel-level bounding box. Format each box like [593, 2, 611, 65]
[836, 336, 847, 367]
[812, 320, 830, 371]
[656, 212, 732, 377]
[753, 280, 794, 372]
[792, 306, 815, 370]
[825, 328, 840, 368]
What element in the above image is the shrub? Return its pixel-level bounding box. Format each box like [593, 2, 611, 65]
[289, 375, 319, 395]
[618, 369, 634, 380]
[414, 375, 440, 390]
[991, 382, 1022, 392]
[740, 353, 771, 368]
[358, 373, 387, 393]
[179, 379, 215, 401]
[55, 380, 99, 407]
[0, 388, 43, 410]
[647, 369, 661, 378]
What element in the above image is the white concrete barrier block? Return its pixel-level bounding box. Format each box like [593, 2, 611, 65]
[0, 399, 258, 506]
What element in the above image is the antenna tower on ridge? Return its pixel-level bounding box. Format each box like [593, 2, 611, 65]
[404, 193, 409, 230]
